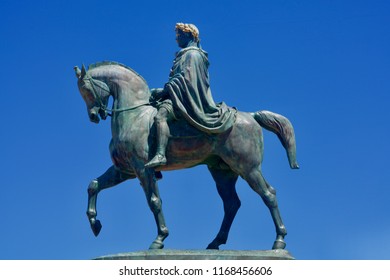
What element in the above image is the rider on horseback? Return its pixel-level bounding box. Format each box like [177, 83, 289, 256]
[145, 23, 236, 168]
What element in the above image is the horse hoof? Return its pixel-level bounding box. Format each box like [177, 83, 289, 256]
[272, 240, 286, 250]
[291, 162, 300, 169]
[206, 243, 220, 250]
[149, 240, 164, 250]
[91, 220, 102, 237]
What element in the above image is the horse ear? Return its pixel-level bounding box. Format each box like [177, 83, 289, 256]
[74, 66, 81, 78]
[81, 64, 87, 78]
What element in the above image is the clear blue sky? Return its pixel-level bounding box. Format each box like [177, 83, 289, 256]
[1, 0, 389, 260]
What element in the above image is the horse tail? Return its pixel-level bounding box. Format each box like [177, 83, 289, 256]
[251, 110, 299, 169]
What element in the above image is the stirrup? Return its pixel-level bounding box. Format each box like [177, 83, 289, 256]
[145, 154, 167, 168]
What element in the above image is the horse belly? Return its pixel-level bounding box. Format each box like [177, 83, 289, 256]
[162, 136, 214, 170]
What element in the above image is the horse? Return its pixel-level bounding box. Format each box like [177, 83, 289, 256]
[74, 61, 299, 250]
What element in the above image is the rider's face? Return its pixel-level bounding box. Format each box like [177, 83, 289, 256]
[175, 30, 191, 48]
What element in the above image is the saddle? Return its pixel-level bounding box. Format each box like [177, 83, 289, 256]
[168, 118, 205, 139]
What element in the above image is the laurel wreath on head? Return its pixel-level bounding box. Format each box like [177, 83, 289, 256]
[175, 23, 200, 42]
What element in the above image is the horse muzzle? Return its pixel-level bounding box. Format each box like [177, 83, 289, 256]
[89, 108, 100, 124]
[99, 108, 108, 120]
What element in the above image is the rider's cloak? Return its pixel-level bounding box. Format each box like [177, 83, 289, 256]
[165, 46, 236, 134]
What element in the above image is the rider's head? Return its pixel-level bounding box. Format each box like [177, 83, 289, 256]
[175, 23, 200, 48]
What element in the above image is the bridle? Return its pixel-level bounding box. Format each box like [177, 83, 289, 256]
[83, 75, 150, 118]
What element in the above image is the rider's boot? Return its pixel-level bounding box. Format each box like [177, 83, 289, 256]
[145, 118, 169, 168]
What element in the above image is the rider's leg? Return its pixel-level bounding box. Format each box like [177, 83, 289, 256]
[145, 107, 170, 168]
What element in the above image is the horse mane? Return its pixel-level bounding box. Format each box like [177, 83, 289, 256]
[88, 61, 148, 85]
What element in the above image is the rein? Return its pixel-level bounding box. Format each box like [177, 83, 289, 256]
[104, 102, 150, 116]
[85, 76, 150, 117]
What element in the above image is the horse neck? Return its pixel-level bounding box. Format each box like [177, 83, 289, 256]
[105, 68, 151, 136]
[89, 65, 151, 135]
[90, 65, 150, 109]
[112, 78, 150, 110]
[110, 80, 149, 136]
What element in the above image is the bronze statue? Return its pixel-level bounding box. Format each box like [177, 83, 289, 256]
[74, 23, 299, 251]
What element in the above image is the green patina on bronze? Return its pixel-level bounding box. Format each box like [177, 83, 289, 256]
[74, 23, 299, 251]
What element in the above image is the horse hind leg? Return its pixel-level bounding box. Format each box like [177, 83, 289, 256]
[207, 167, 240, 250]
[243, 168, 287, 250]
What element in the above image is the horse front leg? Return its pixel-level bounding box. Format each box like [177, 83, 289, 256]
[138, 169, 169, 249]
[87, 165, 134, 236]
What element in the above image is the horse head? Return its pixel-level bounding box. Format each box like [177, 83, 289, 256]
[75, 62, 151, 124]
[74, 64, 110, 124]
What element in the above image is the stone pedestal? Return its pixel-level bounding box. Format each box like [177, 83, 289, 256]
[95, 249, 294, 260]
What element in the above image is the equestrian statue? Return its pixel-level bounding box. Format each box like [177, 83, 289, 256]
[74, 23, 299, 250]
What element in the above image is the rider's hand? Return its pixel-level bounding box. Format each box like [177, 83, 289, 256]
[151, 88, 168, 100]
[150, 88, 161, 102]
[151, 88, 164, 96]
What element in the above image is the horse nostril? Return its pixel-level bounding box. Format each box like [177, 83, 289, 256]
[89, 111, 100, 123]
[99, 108, 107, 120]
